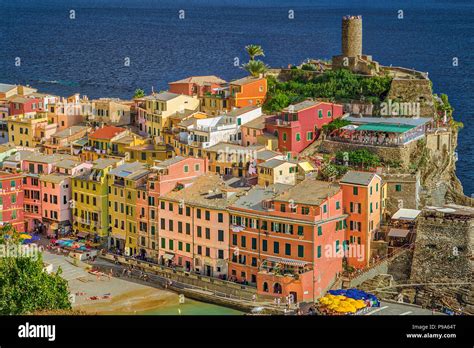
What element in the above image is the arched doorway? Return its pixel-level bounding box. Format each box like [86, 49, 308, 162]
[273, 282, 282, 294]
[263, 282, 269, 292]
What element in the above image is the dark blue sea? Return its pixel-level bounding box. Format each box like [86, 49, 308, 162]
[1, 0, 473, 194]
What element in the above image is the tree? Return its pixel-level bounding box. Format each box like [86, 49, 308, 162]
[133, 89, 145, 98]
[245, 44, 265, 61]
[0, 225, 71, 314]
[242, 60, 269, 77]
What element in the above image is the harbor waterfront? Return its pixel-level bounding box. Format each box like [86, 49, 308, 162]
[0, 0, 472, 319]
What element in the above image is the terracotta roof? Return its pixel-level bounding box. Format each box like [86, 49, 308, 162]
[89, 126, 126, 140]
[169, 75, 226, 85]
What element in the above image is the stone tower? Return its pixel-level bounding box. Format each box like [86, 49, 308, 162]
[342, 15, 362, 58]
[332, 15, 379, 75]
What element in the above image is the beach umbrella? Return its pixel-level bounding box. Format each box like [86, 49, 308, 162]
[20, 234, 32, 240]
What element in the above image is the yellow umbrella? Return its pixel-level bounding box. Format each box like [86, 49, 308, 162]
[20, 234, 32, 240]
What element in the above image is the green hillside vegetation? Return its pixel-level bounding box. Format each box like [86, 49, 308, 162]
[264, 69, 392, 113]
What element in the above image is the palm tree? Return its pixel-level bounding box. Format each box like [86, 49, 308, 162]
[242, 60, 269, 77]
[245, 44, 265, 61]
[133, 88, 145, 99]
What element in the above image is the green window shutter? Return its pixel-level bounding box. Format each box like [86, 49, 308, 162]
[317, 245, 322, 258]
[317, 226, 322, 236]
[298, 245, 304, 258]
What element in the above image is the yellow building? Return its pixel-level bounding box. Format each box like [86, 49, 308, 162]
[125, 143, 174, 165]
[91, 98, 132, 126]
[72, 158, 123, 243]
[82, 126, 145, 161]
[107, 162, 149, 255]
[257, 159, 298, 186]
[6, 113, 56, 147]
[143, 92, 200, 137]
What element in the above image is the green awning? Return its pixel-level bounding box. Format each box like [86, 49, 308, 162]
[356, 123, 415, 133]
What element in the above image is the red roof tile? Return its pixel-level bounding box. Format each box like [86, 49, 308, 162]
[89, 126, 126, 140]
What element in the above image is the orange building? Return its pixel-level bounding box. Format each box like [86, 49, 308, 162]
[340, 171, 382, 269]
[168, 76, 226, 97]
[229, 76, 267, 109]
[228, 179, 346, 303]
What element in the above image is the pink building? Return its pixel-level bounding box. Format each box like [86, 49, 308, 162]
[241, 116, 266, 146]
[159, 174, 241, 277]
[40, 158, 92, 236]
[139, 156, 208, 260]
[21, 153, 86, 233]
[0, 171, 24, 233]
[266, 100, 344, 157]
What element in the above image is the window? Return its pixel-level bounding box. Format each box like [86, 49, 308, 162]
[318, 110, 323, 118]
[186, 243, 191, 252]
[395, 184, 402, 192]
[178, 241, 183, 251]
[282, 132, 287, 141]
[370, 203, 373, 213]
[251, 238, 257, 250]
[297, 226, 304, 236]
[262, 239, 267, 251]
[194, 164, 200, 171]
[376, 183, 379, 192]
[218, 250, 224, 259]
[184, 165, 189, 173]
[218, 230, 224, 242]
[186, 206, 191, 216]
[298, 245, 304, 258]
[327, 110, 332, 118]
[178, 221, 183, 233]
[273, 241, 279, 254]
[232, 234, 237, 245]
[323, 205, 327, 213]
[317, 245, 322, 258]
[336, 201, 340, 209]
[205, 210, 210, 221]
[317, 226, 322, 236]
[161, 238, 165, 248]
[218, 213, 223, 223]
[168, 220, 174, 231]
[370, 186, 373, 195]
[353, 187, 358, 195]
[197, 246, 202, 255]
[197, 226, 202, 238]
[285, 243, 291, 256]
[241, 236, 246, 248]
[205, 228, 210, 239]
[306, 131, 313, 140]
[296, 133, 301, 142]
[169, 203, 173, 211]
[197, 209, 201, 219]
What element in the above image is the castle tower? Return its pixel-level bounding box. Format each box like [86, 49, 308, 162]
[342, 15, 362, 57]
[332, 15, 379, 75]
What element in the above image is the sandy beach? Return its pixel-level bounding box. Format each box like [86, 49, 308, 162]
[69, 273, 181, 314]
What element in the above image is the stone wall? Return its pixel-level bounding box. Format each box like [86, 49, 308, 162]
[319, 139, 418, 168]
[381, 172, 420, 217]
[410, 213, 473, 284]
[100, 254, 257, 299]
[387, 78, 436, 117]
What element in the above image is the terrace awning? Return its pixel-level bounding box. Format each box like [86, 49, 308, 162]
[388, 228, 410, 238]
[163, 253, 175, 261]
[266, 256, 309, 267]
[356, 123, 415, 133]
